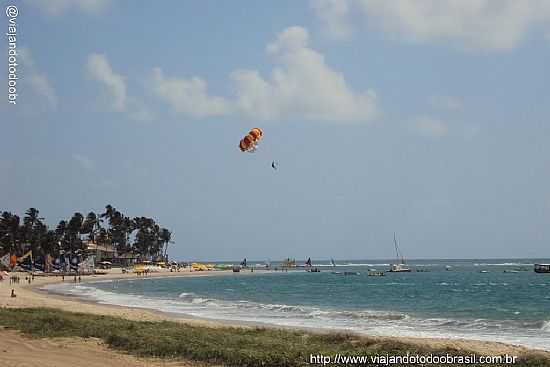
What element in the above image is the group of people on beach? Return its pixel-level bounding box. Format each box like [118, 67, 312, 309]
[8, 274, 33, 284]
[9, 275, 22, 284]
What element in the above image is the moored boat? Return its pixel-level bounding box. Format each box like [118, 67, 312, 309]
[388, 233, 411, 272]
[368, 271, 385, 276]
[534, 264, 550, 273]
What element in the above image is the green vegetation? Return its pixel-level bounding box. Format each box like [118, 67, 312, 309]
[0, 308, 547, 367]
[0, 205, 173, 263]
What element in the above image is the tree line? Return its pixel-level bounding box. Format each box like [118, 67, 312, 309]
[0, 205, 173, 262]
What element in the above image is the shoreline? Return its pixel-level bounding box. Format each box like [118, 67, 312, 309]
[1, 269, 549, 360]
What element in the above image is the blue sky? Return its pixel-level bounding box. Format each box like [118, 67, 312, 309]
[2, 0, 550, 261]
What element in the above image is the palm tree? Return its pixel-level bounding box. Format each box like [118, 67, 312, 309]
[120, 216, 135, 252]
[23, 208, 45, 257]
[40, 229, 59, 256]
[56, 220, 69, 252]
[0, 211, 21, 255]
[82, 211, 101, 243]
[23, 208, 43, 228]
[159, 228, 172, 261]
[132, 216, 159, 260]
[0, 206, 174, 267]
[67, 212, 84, 252]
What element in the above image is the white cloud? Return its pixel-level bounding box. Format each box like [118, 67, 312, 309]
[310, 0, 353, 40]
[411, 116, 449, 138]
[231, 26, 377, 121]
[85, 54, 154, 121]
[313, 0, 550, 51]
[150, 26, 377, 123]
[19, 48, 58, 110]
[72, 154, 94, 171]
[150, 68, 230, 118]
[429, 95, 462, 111]
[28, 0, 110, 16]
[86, 53, 127, 112]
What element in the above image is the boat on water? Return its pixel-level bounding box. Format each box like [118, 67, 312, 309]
[388, 233, 411, 273]
[281, 258, 296, 269]
[534, 264, 550, 273]
[368, 271, 385, 276]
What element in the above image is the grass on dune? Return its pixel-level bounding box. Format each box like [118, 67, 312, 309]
[0, 307, 547, 367]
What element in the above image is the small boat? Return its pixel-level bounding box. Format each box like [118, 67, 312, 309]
[368, 271, 385, 276]
[479, 270, 489, 273]
[281, 258, 296, 269]
[503, 269, 519, 273]
[534, 264, 550, 273]
[388, 233, 411, 272]
[232, 266, 241, 273]
[445, 265, 452, 271]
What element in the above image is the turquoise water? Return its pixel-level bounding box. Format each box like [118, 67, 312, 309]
[47, 259, 550, 350]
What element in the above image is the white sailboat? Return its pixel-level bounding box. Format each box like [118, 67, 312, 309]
[388, 233, 411, 272]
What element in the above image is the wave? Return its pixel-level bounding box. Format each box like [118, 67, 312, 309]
[43, 282, 550, 351]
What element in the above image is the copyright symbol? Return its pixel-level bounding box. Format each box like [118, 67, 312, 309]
[5, 5, 18, 18]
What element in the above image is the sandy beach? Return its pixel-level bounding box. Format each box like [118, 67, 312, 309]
[1, 269, 549, 366]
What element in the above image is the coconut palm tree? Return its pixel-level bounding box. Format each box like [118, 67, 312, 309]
[159, 228, 172, 261]
[82, 211, 101, 243]
[67, 212, 84, 252]
[0, 211, 21, 255]
[23, 208, 45, 256]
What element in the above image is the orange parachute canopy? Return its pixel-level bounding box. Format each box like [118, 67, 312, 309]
[249, 128, 263, 140]
[239, 128, 263, 153]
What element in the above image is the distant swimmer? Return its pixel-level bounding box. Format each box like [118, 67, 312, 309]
[271, 161, 278, 170]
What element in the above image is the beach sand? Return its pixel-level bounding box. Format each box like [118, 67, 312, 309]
[0, 330, 213, 367]
[1, 269, 549, 365]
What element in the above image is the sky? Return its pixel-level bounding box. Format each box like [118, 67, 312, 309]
[2, 0, 550, 261]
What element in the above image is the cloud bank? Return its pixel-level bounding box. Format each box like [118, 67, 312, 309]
[312, 0, 550, 51]
[150, 26, 378, 123]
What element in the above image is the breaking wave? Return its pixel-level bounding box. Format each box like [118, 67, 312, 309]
[42, 280, 550, 351]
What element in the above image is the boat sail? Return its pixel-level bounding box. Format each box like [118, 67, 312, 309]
[389, 233, 411, 272]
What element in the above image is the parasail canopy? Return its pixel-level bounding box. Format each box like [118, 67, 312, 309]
[239, 127, 263, 153]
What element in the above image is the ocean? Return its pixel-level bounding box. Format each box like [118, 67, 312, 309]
[45, 259, 550, 351]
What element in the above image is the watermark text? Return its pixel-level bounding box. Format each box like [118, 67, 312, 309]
[310, 353, 518, 365]
[6, 5, 18, 105]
